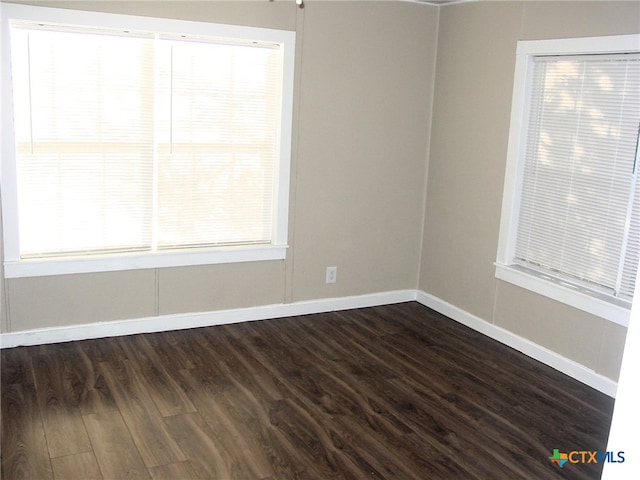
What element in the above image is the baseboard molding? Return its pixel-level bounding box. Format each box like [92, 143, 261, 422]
[0, 289, 417, 349]
[0, 287, 617, 397]
[415, 290, 618, 398]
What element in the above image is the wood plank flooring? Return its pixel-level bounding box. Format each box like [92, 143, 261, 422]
[1, 302, 614, 479]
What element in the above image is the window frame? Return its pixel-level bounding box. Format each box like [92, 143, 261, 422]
[0, 3, 296, 278]
[496, 34, 640, 327]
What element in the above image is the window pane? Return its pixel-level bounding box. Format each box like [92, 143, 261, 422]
[156, 39, 281, 248]
[515, 54, 640, 299]
[10, 26, 154, 256]
[8, 19, 287, 263]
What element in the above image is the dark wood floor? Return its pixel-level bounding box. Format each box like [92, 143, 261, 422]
[1, 302, 613, 479]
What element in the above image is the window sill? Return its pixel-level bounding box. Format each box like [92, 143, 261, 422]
[3, 244, 288, 279]
[494, 263, 630, 327]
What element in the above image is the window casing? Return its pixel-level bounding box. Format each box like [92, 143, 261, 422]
[1, 4, 295, 278]
[496, 35, 640, 327]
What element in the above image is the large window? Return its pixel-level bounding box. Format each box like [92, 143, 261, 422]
[496, 35, 640, 326]
[1, 4, 295, 277]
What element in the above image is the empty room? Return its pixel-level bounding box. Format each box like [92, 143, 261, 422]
[1, 0, 639, 478]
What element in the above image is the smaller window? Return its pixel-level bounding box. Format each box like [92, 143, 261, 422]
[496, 35, 640, 326]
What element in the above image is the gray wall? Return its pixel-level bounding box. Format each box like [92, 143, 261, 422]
[0, 1, 438, 329]
[420, 0, 640, 382]
[1, 0, 638, 383]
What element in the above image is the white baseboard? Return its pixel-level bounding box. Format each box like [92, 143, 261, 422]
[0, 289, 417, 349]
[415, 291, 618, 398]
[0, 287, 617, 397]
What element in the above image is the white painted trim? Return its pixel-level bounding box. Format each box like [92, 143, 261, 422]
[495, 264, 630, 327]
[0, 3, 294, 44]
[4, 245, 289, 279]
[0, 289, 417, 348]
[517, 34, 640, 56]
[0, 287, 619, 398]
[415, 290, 618, 398]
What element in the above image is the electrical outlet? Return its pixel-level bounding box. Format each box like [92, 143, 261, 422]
[325, 266, 337, 284]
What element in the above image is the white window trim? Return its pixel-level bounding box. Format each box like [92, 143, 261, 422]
[4, 245, 288, 279]
[496, 34, 640, 328]
[0, 4, 295, 278]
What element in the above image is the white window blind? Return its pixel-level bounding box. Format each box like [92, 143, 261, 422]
[9, 21, 284, 260]
[156, 38, 281, 249]
[514, 53, 640, 302]
[11, 25, 155, 257]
